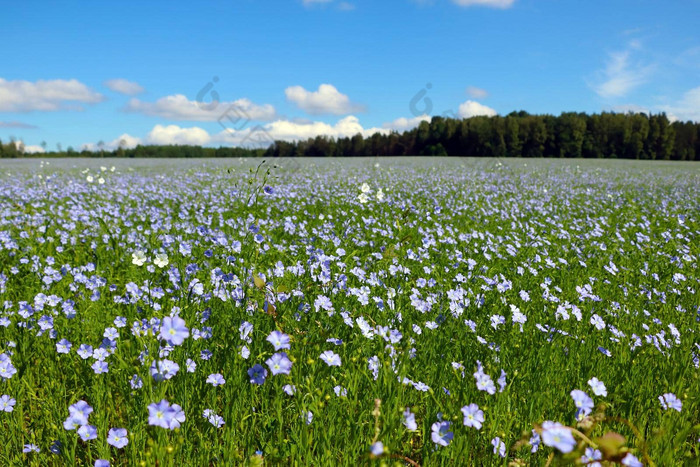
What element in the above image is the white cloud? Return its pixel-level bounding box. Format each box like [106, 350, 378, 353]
[23, 145, 45, 153]
[285, 84, 364, 115]
[303, 0, 333, 5]
[83, 125, 209, 150]
[458, 100, 497, 118]
[113, 133, 142, 148]
[466, 86, 489, 99]
[82, 115, 413, 152]
[12, 141, 45, 153]
[451, 0, 515, 8]
[0, 78, 104, 112]
[593, 49, 654, 99]
[214, 115, 388, 146]
[84, 125, 208, 149]
[0, 121, 38, 129]
[81, 133, 142, 151]
[382, 114, 432, 132]
[104, 78, 144, 96]
[658, 86, 700, 122]
[147, 124, 211, 145]
[338, 2, 356, 10]
[125, 94, 276, 122]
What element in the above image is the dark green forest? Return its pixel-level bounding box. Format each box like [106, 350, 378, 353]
[2, 111, 699, 160]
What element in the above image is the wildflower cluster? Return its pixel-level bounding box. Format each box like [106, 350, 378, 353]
[0, 159, 697, 464]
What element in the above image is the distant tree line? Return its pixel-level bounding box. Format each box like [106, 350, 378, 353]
[264, 112, 699, 161]
[2, 112, 699, 160]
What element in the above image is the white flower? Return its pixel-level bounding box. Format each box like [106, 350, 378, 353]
[86, 175, 94, 183]
[360, 183, 370, 193]
[376, 188, 385, 201]
[358, 193, 369, 204]
[154, 253, 169, 269]
[132, 250, 147, 266]
[97, 177, 105, 185]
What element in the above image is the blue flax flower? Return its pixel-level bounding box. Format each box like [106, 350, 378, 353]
[148, 399, 185, 430]
[266, 352, 293, 376]
[77, 425, 97, 441]
[461, 403, 484, 430]
[248, 364, 268, 385]
[431, 421, 453, 447]
[370, 441, 384, 456]
[0, 395, 16, 412]
[206, 373, 226, 386]
[159, 316, 189, 346]
[403, 408, 418, 431]
[319, 350, 341, 367]
[570, 389, 594, 419]
[107, 428, 129, 448]
[491, 437, 506, 457]
[541, 421, 576, 453]
[659, 393, 682, 412]
[266, 330, 291, 351]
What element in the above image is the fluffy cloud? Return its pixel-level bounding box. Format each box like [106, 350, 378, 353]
[104, 78, 144, 96]
[84, 125, 210, 150]
[125, 94, 276, 122]
[0, 78, 104, 112]
[11, 141, 45, 154]
[285, 84, 364, 115]
[113, 133, 142, 148]
[451, 0, 515, 8]
[146, 124, 211, 145]
[458, 100, 497, 118]
[215, 115, 386, 146]
[592, 49, 654, 98]
[81, 133, 142, 151]
[382, 114, 432, 132]
[83, 114, 439, 152]
[24, 145, 45, 153]
[466, 86, 489, 99]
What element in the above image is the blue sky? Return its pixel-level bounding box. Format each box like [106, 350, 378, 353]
[1, 0, 699, 152]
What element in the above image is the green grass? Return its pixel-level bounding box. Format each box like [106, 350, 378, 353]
[0, 157, 698, 466]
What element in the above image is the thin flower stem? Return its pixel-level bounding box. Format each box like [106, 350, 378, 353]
[568, 427, 598, 448]
[388, 454, 421, 467]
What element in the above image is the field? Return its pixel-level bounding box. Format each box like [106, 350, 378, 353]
[0, 157, 698, 466]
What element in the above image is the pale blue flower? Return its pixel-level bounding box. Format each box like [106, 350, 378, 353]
[541, 421, 576, 453]
[370, 441, 384, 456]
[659, 393, 682, 412]
[461, 403, 484, 430]
[431, 421, 453, 446]
[319, 350, 341, 367]
[588, 377, 607, 397]
[107, 428, 128, 448]
[491, 437, 506, 457]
